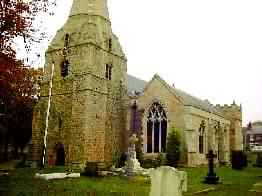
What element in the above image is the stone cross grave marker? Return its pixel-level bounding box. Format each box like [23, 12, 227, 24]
[124, 134, 143, 176]
[204, 150, 219, 184]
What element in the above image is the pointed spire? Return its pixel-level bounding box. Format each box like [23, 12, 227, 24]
[69, 0, 110, 20]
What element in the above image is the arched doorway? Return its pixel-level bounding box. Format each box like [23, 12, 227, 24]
[147, 102, 167, 153]
[55, 143, 65, 166]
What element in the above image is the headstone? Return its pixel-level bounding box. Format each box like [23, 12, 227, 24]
[149, 166, 187, 196]
[232, 150, 246, 169]
[204, 150, 219, 184]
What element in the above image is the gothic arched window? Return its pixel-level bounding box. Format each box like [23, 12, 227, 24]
[147, 102, 167, 153]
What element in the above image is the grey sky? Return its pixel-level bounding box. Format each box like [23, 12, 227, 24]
[34, 0, 262, 126]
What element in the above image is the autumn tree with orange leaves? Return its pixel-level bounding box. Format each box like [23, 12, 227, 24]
[0, 0, 55, 160]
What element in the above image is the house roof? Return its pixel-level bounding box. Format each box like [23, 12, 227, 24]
[245, 122, 262, 134]
[127, 74, 221, 115]
[246, 128, 262, 135]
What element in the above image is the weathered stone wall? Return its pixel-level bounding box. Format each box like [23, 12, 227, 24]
[215, 103, 243, 151]
[31, 3, 127, 170]
[184, 106, 230, 166]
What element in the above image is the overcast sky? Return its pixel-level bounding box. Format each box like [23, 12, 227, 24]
[35, 0, 262, 126]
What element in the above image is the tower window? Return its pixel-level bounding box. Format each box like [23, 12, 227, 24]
[58, 117, 62, 133]
[64, 33, 70, 48]
[109, 38, 112, 51]
[105, 64, 112, 80]
[61, 60, 70, 77]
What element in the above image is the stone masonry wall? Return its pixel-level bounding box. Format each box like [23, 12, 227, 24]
[31, 11, 127, 170]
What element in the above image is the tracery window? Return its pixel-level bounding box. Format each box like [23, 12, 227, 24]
[147, 102, 167, 153]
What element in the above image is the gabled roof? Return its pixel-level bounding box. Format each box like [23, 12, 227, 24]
[127, 73, 221, 115]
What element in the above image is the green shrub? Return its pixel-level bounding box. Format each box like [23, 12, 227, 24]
[166, 128, 181, 167]
[112, 151, 121, 168]
[118, 152, 127, 168]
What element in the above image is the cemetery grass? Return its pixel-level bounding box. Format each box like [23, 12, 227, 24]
[182, 166, 262, 196]
[1, 165, 262, 195]
[0, 167, 150, 196]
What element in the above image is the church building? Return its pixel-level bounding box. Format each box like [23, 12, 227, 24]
[31, 0, 243, 170]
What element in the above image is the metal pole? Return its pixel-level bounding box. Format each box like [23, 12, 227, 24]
[42, 62, 55, 167]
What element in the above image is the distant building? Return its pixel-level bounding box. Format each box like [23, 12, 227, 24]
[243, 121, 262, 149]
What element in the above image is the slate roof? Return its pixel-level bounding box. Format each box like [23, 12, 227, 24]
[174, 88, 220, 114]
[127, 74, 221, 115]
[127, 74, 147, 95]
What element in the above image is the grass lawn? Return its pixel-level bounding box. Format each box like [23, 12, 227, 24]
[0, 165, 262, 196]
[182, 166, 262, 196]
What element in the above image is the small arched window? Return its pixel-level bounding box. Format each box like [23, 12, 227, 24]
[105, 64, 112, 80]
[108, 38, 112, 51]
[61, 60, 69, 77]
[64, 33, 70, 48]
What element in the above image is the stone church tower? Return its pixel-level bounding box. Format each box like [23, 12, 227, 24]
[31, 0, 127, 170]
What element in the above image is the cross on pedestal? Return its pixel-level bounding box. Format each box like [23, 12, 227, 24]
[204, 150, 219, 184]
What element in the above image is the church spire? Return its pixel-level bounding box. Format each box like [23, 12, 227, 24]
[69, 0, 110, 20]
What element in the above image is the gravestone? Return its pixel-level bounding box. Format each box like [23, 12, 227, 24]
[149, 166, 187, 196]
[204, 150, 219, 184]
[232, 150, 247, 169]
